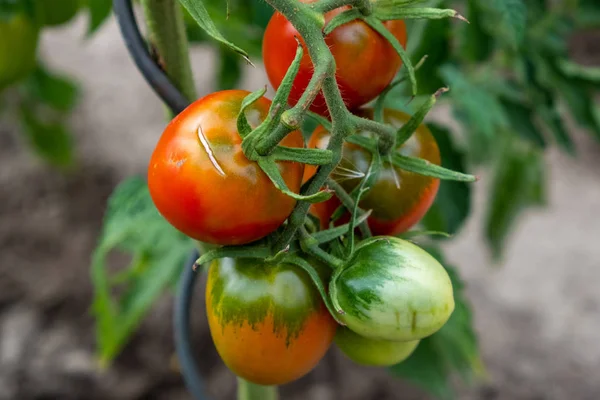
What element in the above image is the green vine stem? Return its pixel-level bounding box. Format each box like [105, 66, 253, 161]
[141, 0, 196, 105]
[237, 378, 278, 400]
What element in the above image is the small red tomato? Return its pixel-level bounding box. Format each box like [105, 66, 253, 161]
[305, 109, 441, 236]
[262, 0, 407, 115]
[148, 90, 305, 245]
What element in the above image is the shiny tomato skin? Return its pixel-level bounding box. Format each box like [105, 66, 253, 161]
[305, 109, 441, 235]
[262, 1, 407, 115]
[206, 257, 338, 385]
[335, 327, 419, 367]
[148, 90, 304, 245]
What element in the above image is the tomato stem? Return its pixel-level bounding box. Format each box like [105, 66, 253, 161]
[141, 0, 196, 114]
[237, 378, 278, 400]
[312, 0, 372, 15]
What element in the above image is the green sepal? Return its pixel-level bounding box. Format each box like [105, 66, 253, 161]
[194, 244, 272, 269]
[283, 254, 346, 325]
[395, 88, 448, 146]
[271, 146, 333, 165]
[258, 158, 333, 203]
[270, 39, 303, 123]
[323, 8, 360, 35]
[391, 153, 477, 182]
[311, 211, 372, 244]
[326, 179, 372, 238]
[374, 7, 467, 22]
[345, 135, 378, 152]
[237, 87, 267, 138]
[363, 15, 416, 95]
[298, 228, 345, 270]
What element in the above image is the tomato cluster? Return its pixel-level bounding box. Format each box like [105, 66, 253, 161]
[147, 0, 456, 387]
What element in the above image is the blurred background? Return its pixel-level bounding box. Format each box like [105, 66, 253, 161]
[1, 1, 599, 399]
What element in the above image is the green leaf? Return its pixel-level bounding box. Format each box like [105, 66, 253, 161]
[19, 108, 73, 167]
[178, 0, 251, 63]
[91, 177, 195, 364]
[26, 65, 79, 112]
[374, 7, 464, 21]
[421, 124, 472, 236]
[440, 64, 509, 161]
[87, 0, 112, 34]
[460, 0, 494, 62]
[501, 99, 546, 148]
[216, 45, 242, 90]
[391, 247, 483, 400]
[478, 0, 527, 49]
[484, 138, 546, 260]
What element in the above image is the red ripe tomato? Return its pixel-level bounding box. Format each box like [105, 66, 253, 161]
[304, 109, 441, 235]
[148, 90, 305, 245]
[206, 257, 338, 385]
[262, 0, 407, 115]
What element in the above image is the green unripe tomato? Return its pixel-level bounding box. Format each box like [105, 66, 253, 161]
[335, 327, 419, 367]
[34, 0, 80, 27]
[331, 236, 455, 341]
[0, 14, 39, 90]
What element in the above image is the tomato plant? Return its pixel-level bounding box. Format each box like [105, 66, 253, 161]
[0, 13, 38, 90]
[148, 90, 305, 245]
[262, 0, 407, 115]
[335, 327, 419, 367]
[34, 0, 80, 27]
[331, 236, 455, 342]
[306, 109, 441, 235]
[206, 256, 337, 385]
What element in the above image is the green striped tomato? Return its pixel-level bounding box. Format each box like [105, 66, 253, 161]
[206, 257, 338, 385]
[331, 236, 454, 341]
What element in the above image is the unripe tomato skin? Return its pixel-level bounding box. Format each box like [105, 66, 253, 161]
[305, 109, 441, 235]
[148, 90, 304, 245]
[332, 236, 454, 342]
[262, 0, 407, 115]
[206, 257, 338, 385]
[335, 327, 419, 367]
[34, 0, 80, 27]
[0, 14, 38, 90]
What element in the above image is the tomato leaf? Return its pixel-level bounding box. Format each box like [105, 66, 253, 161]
[91, 177, 195, 364]
[26, 65, 79, 112]
[421, 124, 472, 236]
[460, 0, 494, 62]
[87, 0, 112, 34]
[178, 0, 251, 63]
[484, 138, 546, 260]
[440, 64, 509, 162]
[476, 0, 527, 49]
[501, 99, 547, 148]
[390, 247, 483, 400]
[19, 107, 74, 168]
